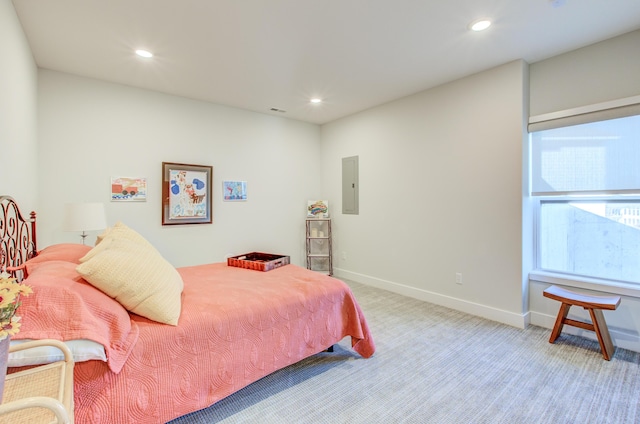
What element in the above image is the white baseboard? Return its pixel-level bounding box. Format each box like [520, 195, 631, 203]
[334, 268, 529, 330]
[334, 267, 640, 355]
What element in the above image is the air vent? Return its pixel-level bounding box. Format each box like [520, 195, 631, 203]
[269, 107, 287, 113]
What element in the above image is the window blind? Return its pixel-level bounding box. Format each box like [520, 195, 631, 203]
[531, 114, 640, 196]
[528, 95, 640, 133]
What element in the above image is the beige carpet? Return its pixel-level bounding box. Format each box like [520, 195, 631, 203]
[170, 280, 640, 423]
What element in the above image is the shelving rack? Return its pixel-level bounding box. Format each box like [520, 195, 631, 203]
[305, 218, 332, 276]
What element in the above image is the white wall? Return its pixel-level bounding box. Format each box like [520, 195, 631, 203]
[0, 1, 38, 210]
[530, 29, 640, 116]
[321, 60, 529, 327]
[529, 30, 640, 353]
[37, 70, 321, 267]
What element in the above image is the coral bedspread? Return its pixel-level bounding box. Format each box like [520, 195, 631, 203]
[73, 263, 375, 424]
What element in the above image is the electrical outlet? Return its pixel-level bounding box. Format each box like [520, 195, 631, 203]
[341, 251, 347, 260]
[455, 272, 462, 285]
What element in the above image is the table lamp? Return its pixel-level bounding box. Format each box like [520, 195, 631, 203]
[62, 202, 107, 245]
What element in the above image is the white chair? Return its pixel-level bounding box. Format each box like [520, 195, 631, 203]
[0, 339, 74, 424]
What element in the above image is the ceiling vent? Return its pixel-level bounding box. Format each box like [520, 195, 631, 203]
[269, 107, 287, 113]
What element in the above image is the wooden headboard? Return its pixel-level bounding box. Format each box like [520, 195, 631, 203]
[0, 196, 37, 280]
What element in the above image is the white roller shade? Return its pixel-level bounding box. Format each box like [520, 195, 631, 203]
[531, 113, 640, 196]
[528, 95, 640, 133]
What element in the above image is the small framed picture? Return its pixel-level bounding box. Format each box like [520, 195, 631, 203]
[223, 181, 247, 201]
[307, 200, 329, 218]
[111, 177, 147, 201]
[162, 162, 212, 225]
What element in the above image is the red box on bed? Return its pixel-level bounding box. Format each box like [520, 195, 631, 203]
[227, 252, 290, 271]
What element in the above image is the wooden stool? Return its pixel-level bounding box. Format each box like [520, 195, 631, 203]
[543, 285, 621, 361]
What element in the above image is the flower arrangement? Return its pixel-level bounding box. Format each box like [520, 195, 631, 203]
[0, 271, 32, 341]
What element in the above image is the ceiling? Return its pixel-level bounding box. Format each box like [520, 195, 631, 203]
[11, 0, 640, 125]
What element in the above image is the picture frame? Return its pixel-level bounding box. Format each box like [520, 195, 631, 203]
[111, 177, 147, 202]
[223, 180, 247, 201]
[162, 162, 212, 225]
[307, 200, 329, 218]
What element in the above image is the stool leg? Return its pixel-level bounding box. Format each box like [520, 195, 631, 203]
[549, 303, 571, 343]
[589, 308, 615, 361]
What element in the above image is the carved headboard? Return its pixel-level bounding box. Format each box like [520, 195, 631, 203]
[0, 196, 37, 280]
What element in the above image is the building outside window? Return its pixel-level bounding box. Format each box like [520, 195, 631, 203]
[530, 113, 640, 285]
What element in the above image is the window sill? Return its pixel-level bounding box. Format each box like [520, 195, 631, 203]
[529, 270, 640, 299]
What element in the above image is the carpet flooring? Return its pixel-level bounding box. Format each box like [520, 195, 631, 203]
[170, 280, 640, 423]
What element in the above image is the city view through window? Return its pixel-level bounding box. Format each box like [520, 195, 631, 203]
[533, 114, 640, 284]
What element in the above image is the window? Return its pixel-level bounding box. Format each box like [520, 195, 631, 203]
[530, 114, 640, 285]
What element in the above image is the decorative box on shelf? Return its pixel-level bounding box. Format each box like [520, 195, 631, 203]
[227, 252, 290, 272]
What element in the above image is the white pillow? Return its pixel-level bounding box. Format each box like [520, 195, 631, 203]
[76, 225, 183, 325]
[8, 339, 106, 367]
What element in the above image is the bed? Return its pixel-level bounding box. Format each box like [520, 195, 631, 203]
[0, 196, 375, 423]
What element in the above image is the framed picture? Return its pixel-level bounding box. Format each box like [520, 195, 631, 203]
[162, 162, 212, 225]
[223, 180, 247, 201]
[111, 177, 147, 202]
[307, 200, 329, 218]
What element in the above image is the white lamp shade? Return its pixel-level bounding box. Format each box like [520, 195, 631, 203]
[63, 203, 107, 232]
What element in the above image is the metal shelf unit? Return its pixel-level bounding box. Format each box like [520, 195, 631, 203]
[305, 218, 332, 276]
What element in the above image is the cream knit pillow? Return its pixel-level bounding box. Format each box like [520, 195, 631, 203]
[77, 226, 183, 325]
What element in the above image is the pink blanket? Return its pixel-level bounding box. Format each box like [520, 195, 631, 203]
[14, 260, 139, 373]
[73, 263, 375, 423]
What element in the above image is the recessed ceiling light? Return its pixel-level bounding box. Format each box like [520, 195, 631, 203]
[469, 19, 491, 32]
[310, 98, 322, 104]
[135, 49, 153, 58]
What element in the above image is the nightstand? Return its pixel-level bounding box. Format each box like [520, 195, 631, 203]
[0, 339, 74, 423]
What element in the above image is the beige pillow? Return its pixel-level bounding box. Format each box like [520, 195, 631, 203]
[77, 227, 183, 325]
